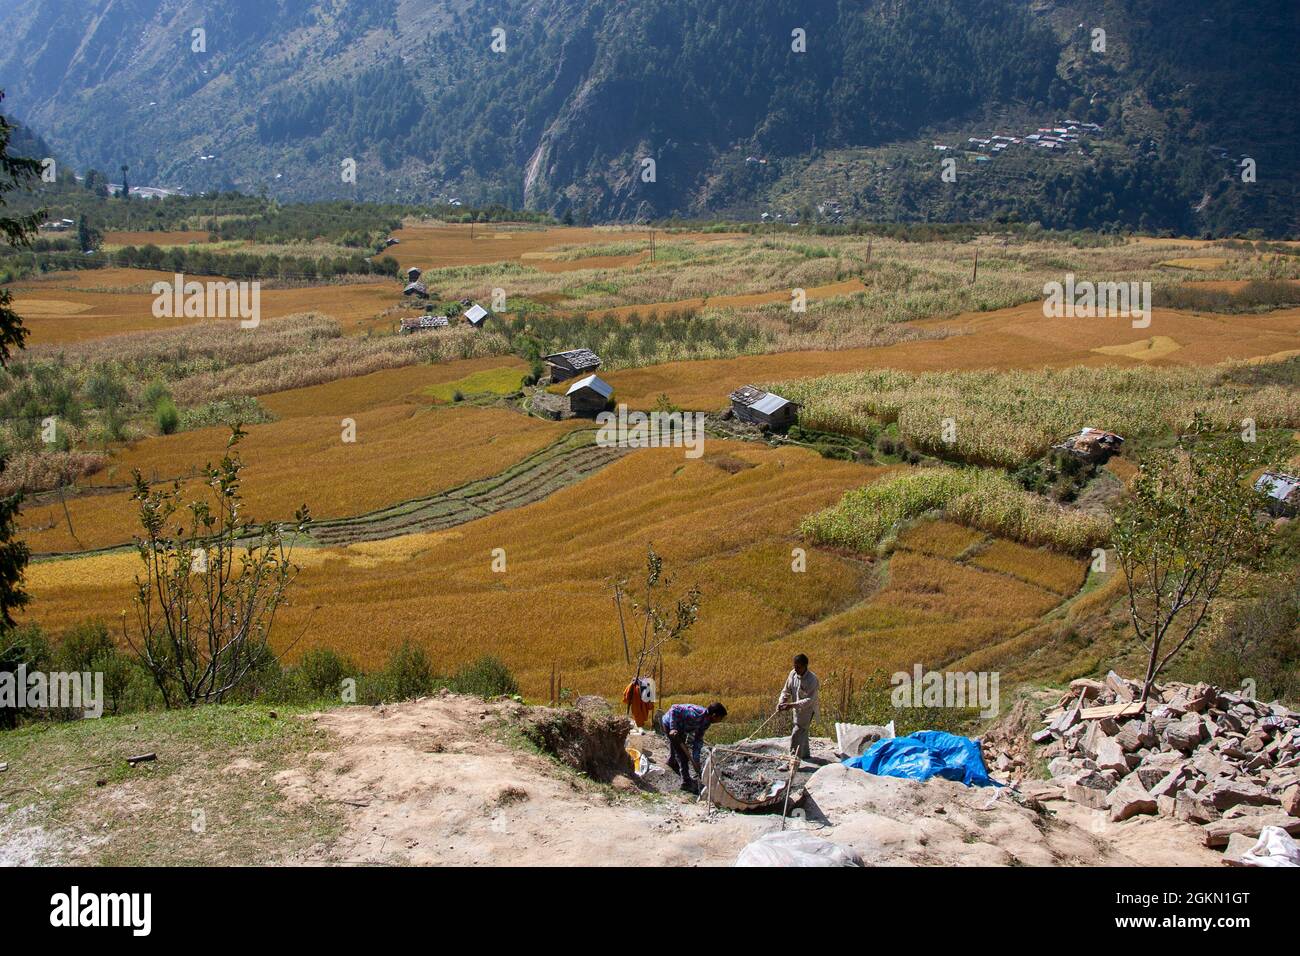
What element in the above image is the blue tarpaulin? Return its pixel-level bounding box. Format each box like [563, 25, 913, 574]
[842, 730, 998, 787]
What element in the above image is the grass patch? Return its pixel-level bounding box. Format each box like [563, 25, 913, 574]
[425, 366, 526, 402]
[0, 703, 344, 865]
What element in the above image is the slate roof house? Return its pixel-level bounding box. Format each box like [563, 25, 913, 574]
[399, 315, 450, 334]
[729, 385, 800, 431]
[543, 349, 602, 383]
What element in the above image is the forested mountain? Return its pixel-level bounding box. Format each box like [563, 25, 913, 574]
[0, 0, 1295, 234]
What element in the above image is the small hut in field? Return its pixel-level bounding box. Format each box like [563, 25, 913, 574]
[399, 315, 449, 334]
[566, 373, 614, 416]
[464, 303, 489, 327]
[1256, 471, 1300, 517]
[729, 384, 799, 431]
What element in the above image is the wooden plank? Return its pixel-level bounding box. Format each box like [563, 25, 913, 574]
[1080, 701, 1145, 721]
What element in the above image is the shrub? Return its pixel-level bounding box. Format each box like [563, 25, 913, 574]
[295, 647, 357, 700]
[155, 397, 180, 434]
[449, 655, 519, 698]
[378, 640, 435, 701]
[142, 380, 171, 409]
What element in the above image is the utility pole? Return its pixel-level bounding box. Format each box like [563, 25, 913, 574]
[971, 249, 979, 284]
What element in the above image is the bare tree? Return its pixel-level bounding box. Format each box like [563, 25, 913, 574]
[612, 545, 701, 685]
[1113, 417, 1274, 703]
[124, 426, 311, 706]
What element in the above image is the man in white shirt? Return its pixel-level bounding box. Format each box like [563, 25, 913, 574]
[778, 653, 819, 759]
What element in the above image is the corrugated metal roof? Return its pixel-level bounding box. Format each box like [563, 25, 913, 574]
[566, 373, 613, 399]
[464, 303, 488, 324]
[1256, 472, 1300, 502]
[750, 393, 792, 415]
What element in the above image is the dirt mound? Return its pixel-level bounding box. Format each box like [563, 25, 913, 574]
[521, 699, 633, 783]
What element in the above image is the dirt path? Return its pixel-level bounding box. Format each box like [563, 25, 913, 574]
[275, 695, 1219, 867]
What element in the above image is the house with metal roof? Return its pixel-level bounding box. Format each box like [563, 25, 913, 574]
[566, 373, 614, 416]
[729, 384, 800, 431]
[463, 303, 489, 326]
[1255, 472, 1300, 516]
[543, 348, 602, 383]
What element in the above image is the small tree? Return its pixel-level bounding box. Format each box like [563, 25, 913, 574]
[124, 426, 311, 706]
[612, 545, 701, 686]
[0, 90, 42, 625]
[1113, 417, 1273, 702]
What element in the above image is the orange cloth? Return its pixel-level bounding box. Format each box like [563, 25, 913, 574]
[622, 680, 653, 728]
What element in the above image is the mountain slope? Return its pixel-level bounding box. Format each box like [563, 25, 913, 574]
[0, 0, 1295, 234]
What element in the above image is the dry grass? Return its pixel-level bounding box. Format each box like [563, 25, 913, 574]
[11, 274, 400, 344]
[782, 363, 1300, 468]
[968, 538, 1087, 596]
[895, 519, 986, 559]
[21, 405, 570, 553]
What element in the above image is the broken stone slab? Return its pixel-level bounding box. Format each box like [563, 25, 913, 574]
[1063, 770, 1114, 810]
[1165, 713, 1205, 752]
[1031, 727, 1055, 744]
[1206, 779, 1277, 811]
[1202, 814, 1300, 848]
[1095, 736, 1129, 775]
[1107, 775, 1158, 822]
[1221, 832, 1259, 865]
[1115, 719, 1157, 753]
[1174, 792, 1219, 825]
[1280, 785, 1300, 817]
[1068, 678, 1107, 700]
[1150, 766, 1191, 799]
[1106, 671, 1137, 703]
[1048, 695, 1084, 734]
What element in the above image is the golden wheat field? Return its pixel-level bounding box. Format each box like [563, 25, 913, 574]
[22, 437, 1091, 717]
[601, 299, 1300, 409]
[21, 404, 571, 553]
[10, 273, 400, 344]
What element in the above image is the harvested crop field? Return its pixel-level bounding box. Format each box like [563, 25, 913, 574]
[602, 300, 1300, 409]
[258, 357, 531, 418]
[21, 404, 572, 554]
[577, 277, 868, 319]
[23, 442, 882, 714]
[23, 440, 1085, 718]
[10, 271, 399, 344]
[379, 223, 736, 271]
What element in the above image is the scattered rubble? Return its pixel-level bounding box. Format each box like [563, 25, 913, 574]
[1021, 672, 1300, 856]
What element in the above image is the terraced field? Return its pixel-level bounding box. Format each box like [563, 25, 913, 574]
[308, 429, 627, 546]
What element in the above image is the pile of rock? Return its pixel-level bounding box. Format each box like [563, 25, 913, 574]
[1032, 672, 1300, 849]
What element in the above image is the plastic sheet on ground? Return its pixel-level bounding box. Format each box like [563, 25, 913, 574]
[1240, 826, 1300, 868]
[842, 730, 997, 787]
[734, 830, 863, 867]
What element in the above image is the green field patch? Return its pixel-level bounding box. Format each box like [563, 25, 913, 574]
[424, 367, 526, 403]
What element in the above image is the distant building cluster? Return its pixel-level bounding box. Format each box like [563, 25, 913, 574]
[933, 119, 1104, 159]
